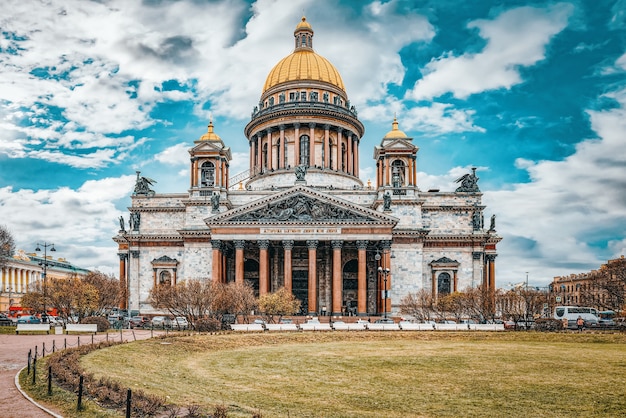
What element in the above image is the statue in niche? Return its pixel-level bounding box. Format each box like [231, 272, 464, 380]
[118, 216, 126, 232]
[472, 211, 482, 230]
[279, 92, 285, 104]
[130, 212, 140, 231]
[211, 193, 220, 213]
[383, 192, 391, 211]
[133, 171, 156, 196]
[489, 214, 496, 231]
[295, 165, 307, 181]
[323, 92, 329, 103]
[455, 167, 480, 193]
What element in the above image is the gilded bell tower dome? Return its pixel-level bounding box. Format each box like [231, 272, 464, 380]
[244, 17, 364, 190]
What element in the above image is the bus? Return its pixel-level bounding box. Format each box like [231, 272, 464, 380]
[554, 306, 599, 329]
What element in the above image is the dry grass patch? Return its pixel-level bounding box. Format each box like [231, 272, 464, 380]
[80, 332, 626, 417]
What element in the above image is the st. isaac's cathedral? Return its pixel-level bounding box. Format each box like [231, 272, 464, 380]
[114, 17, 501, 317]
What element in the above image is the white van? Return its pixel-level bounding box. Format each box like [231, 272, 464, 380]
[554, 306, 599, 329]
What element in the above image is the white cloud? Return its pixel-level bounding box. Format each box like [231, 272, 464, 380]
[154, 143, 190, 166]
[406, 3, 574, 101]
[484, 87, 626, 286]
[0, 175, 135, 274]
[359, 98, 484, 135]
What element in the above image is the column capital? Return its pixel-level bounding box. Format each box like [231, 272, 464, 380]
[293, 122, 300, 129]
[336, 127, 343, 134]
[331, 240, 343, 250]
[356, 240, 369, 250]
[279, 124, 286, 131]
[380, 240, 392, 251]
[282, 240, 294, 250]
[306, 240, 319, 249]
[486, 254, 498, 262]
[211, 240, 222, 250]
[472, 251, 483, 260]
[323, 124, 331, 131]
[118, 253, 128, 261]
[258, 240, 270, 250]
[309, 122, 316, 128]
[234, 240, 245, 249]
[130, 250, 139, 258]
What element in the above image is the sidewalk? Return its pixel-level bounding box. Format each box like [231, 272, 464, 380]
[0, 330, 157, 417]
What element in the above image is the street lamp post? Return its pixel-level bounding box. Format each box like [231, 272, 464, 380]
[35, 242, 55, 320]
[378, 266, 390, 319]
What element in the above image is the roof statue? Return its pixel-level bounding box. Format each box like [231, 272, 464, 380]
[295, 165, 307, 181]
[133, 171, 156, 196]
[455, 167, 480, 193]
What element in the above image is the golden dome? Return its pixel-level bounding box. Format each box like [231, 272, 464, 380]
[263, 51, 345, 92]
[384, 117, 408, 139]
[262, 17, 345, 93]
[198, 120, 222, 141]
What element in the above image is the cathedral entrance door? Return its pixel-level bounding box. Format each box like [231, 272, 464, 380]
[292, 270, 308, 314]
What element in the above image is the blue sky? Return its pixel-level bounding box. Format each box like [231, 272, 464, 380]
[1, 0, 625, 288]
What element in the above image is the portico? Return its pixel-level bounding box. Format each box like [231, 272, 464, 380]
[206, 186, 397, 316]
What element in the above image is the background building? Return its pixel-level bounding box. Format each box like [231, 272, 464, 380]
[115, 18, 501, 316]
[550, 255, 626, 313]
[1, 249, 90, 312]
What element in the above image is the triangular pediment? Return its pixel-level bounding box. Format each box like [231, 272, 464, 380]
[190, 141, 230, 154]
[382, 138, 417, 150]
[189, 141, 231, 160]
[207, 186, 398, 226]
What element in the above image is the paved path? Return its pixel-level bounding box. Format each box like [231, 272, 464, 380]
[0, 329, 158, 417]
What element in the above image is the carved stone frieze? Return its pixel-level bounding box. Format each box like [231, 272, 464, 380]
[230, 194, 373, 222]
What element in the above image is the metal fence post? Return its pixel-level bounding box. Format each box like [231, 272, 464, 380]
[126, 388, 132, 418]
[77, 375, 84, 411]
[48, 366, 52, 396]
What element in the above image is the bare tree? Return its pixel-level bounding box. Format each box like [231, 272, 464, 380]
[82, 271, 120, 315]
[258, 287, 301, 323]
[217, 281, 257, 324]
[0, 225, 16, 269]
[399, 289, 435, 322]
[436, 292, 468, 322]
[460, 286, 495, 323]
[150, 279, 228, 329]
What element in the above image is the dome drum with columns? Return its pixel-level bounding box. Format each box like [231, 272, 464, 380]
[114, 17, 501, 317]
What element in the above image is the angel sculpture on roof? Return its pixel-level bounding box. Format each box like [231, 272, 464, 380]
[455, 167, 480, 193]
[133, 171, 157, 196]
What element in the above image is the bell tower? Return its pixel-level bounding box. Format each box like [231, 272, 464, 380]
[189, 120, 231, 192]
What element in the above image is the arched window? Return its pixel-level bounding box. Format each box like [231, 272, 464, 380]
[438, 272, 451, 296]
[391, 160, 406, 188]
[262, 143, 268, 171]
[201, 162, 215, 187]
[159, 270, 172, 286]
[299, 134, 309, 166]
[276, 138, 281, 168]
[341, 143, 346, 171]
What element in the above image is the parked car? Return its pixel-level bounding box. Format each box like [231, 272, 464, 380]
[129, 316, 151, 329]
[375, 318, 395, 324]
[0, 314, 13, 326]
[151, 316, 172, 329]
[17, 315, 42, 324]
[172, 316, 189, 330]
[279, 318, 293, 324]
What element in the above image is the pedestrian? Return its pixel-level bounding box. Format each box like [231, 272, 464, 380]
[576, 316, 584, 332]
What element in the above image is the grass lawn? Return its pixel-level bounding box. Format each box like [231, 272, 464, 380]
[71, 331, 626, 417]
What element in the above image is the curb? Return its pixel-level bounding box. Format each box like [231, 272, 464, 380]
[14, 366, 63, 418]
